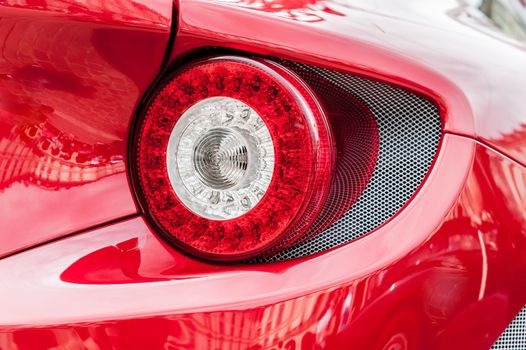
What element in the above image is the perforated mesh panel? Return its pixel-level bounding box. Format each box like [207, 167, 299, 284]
[254, 62, 442, 262]
[492, 307, 526, 349]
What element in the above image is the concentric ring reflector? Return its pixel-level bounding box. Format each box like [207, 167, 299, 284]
[167, 97, 275, 220]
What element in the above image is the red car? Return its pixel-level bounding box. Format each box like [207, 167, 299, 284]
[0, 0, 525, 349]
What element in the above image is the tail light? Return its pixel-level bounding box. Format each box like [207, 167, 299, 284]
[134, 56, 335, 261]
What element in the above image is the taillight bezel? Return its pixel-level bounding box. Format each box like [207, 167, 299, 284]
[131, 56, 336, 261]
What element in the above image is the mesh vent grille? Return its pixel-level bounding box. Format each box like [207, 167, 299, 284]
[492, 307, 526, 349]
[255, 62, 442, 262]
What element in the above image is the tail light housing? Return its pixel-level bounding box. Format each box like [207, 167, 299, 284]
[134, 56, 335, 261]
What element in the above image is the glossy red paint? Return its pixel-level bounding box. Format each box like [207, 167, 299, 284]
[0, 0, 172, 257]
[1, 135, 525, 349]
[1, 0, 526, 349]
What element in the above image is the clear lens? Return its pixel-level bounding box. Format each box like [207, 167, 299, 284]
[167, 97, 275, 220]
[193, 127, 248, 190]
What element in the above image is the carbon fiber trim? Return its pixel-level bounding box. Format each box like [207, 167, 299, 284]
[255, 62, 442, 262]
[492, 307, 526, 349]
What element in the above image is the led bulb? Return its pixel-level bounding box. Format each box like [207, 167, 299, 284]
[166, 97, 275, 220]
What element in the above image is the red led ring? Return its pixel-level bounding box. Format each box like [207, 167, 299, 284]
[135, 56, 334, 261]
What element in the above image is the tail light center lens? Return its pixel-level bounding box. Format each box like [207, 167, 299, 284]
[166, 97, 275, 220]
[193, 128, 248, 189]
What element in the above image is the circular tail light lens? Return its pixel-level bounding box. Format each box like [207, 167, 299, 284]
[134, 56, 334, 261]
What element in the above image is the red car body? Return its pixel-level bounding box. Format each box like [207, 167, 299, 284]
[0, 0, 525, 349]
